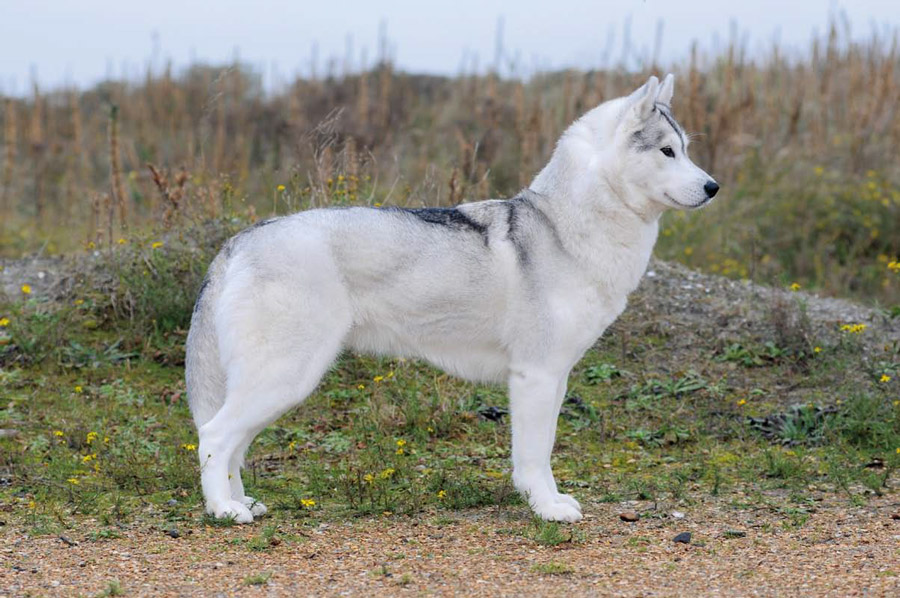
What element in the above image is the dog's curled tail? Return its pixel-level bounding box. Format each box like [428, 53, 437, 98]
[185, 252, 228, 428]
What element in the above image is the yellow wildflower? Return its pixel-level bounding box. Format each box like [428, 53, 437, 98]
[880, 374, 892, 383]
[374, 202, 382, 207]
[73, 299, 84, 306]
[888, 261, 900, 273]
[277, 184, 286, 192]
[0, 317, 9, 327]
[300, 498, 316, 508]
[181, 443, 197, 451]
[737, 399, 747, 406]
[379, 468, 395, 479]
[21, 284, 32, 295]
[74, 385, 83, 393]
[363, 473, 375, 484]
[81, 454, 96, 463]
[88, 241, 96, 249]
[117, 238, 126, 245]
[840, 324, 867, 334]
[357, 384, 365, 390]
[53, 430, 64, 437]
[684, 247, 693, 256]
[288, 441, 297, 452]
[67, 478, 80, 485]
[373, 375, 384, 383]
[789, 282, 801, 292]
[813, 166, 824, 176]
[437, 490, 446, 499]
[396, 439, 406, 448]
[813, 346, 822, 353]
[151, 241, 164, 249]
[86, 432, 98, 444]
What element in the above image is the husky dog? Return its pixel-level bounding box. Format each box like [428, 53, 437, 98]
[185, 74, 718, 523]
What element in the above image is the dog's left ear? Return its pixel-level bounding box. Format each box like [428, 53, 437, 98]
[656, 73, 675, 106]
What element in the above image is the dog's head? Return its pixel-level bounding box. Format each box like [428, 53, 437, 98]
[550, 74, 718, 214]
[614, 74, 718, 210]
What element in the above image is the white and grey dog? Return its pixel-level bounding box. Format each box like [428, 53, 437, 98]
[185, 74, 718, 523]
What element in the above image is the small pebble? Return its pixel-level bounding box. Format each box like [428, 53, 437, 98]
[166, 528, 180, 539]
[619, 511, 640, 522]
[673, 532, 692, 544]
[167, 499, 178, 506]
[672, 511, 685, 519]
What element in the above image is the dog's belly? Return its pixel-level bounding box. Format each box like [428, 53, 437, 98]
[345, 321, 510, 383]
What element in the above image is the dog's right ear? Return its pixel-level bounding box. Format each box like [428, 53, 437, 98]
[627, 76, 659, 121]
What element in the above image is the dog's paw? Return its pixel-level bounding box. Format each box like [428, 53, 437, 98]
[241, 496, 268, 517]
[208, 500, 254, 524]
[532, 501, 583, 523]
[554, 493, 581, 512]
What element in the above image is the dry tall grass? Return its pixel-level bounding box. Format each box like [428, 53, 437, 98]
[0, 23, 898, 304]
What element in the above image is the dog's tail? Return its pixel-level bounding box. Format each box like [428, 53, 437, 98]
[185, 252, 228, 428]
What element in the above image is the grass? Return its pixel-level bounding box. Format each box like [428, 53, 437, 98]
[0, 232, 897, 546]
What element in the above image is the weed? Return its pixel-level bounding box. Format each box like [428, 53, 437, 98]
[94, 580, 124, 597]
[527, 519, 582, 547]
[531, 562, 575, 575]
[584, 363, 621, 384]
[243, 572, 272, 586]
[88, 528, 122, 542]
[247, 524, 282, 551]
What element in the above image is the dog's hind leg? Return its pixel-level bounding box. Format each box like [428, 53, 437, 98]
[228, 440, 267, 517]
[198, 262, 352, 523]
[509, 367, 583, 523]
[198, 329, 345, 523]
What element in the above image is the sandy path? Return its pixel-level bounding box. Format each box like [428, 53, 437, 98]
[3, 495, 899, 597]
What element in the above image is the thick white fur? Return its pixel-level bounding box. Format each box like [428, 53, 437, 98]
[185, 74, 717, 523]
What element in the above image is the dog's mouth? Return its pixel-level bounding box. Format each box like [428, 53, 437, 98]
[665, 193, 710, 209]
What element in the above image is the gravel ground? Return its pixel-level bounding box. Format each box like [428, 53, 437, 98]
[2, 495, 899, 597]
[635, 260, 899, 346]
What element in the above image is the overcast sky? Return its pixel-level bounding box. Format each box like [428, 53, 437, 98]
[2, 0, 897, 93]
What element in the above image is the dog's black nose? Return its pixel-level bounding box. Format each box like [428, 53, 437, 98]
[704, 180, 719, 198]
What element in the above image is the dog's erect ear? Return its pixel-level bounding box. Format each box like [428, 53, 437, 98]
[656, 73, 675, 106]
[627, 76, 659, 121]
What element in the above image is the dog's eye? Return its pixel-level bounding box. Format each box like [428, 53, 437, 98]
[660, 146, 675, 158]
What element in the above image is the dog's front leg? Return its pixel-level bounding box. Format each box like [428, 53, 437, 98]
[509, 368, 583, 522]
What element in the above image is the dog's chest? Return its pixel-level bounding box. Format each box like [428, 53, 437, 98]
[549, 242, 653, 353]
